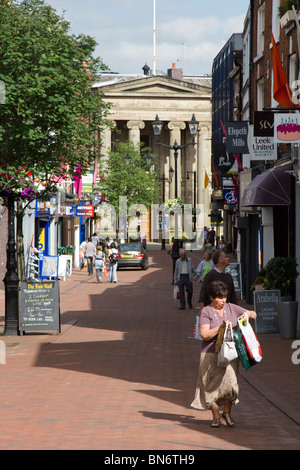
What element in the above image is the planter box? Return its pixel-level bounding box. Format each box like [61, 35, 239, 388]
[280, 10, 295, 28]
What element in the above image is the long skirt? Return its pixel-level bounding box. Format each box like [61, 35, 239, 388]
[191, 352, 239, 411]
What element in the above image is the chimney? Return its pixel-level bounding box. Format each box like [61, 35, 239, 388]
[167, 63, 182, 80]
[142, 63, 150, 76]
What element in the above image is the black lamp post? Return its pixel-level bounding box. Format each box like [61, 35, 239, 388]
[3, 193, 20, 336]
[156, 170, 173, 250]
[187, 170, 197, 231]
[152, 114, 199, 198]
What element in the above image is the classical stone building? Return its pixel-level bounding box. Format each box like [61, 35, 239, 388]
[92, 67, 212, 237]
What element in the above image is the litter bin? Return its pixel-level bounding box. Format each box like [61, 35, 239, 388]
[276, 301, 298, 339]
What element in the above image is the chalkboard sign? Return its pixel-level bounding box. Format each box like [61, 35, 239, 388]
[225, 263, 242, 292]
[20, 281, 61, 335]
[253, 289, 281, 334]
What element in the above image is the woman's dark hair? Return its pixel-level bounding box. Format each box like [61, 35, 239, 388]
[207, 280, 228, 299]
[110, 242, 116, 249]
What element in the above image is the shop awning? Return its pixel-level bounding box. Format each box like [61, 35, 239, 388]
[241, 164, 292, 207]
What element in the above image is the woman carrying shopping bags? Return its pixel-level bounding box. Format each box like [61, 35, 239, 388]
[191, 280, 257, 428]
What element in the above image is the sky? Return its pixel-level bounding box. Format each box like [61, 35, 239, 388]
[46, 0, 250, 76]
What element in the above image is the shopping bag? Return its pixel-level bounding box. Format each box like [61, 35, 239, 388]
[173, 285, 179, 300]
[238, 314, 262, 363]
[233, 329, 252, 371]
[193, 316, 201, 340]
[217, 322, 238, 367]
[215, 321, 226, 353]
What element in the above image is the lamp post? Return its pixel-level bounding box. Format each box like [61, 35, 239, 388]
[3, 193, 20, 336]
[187, 170, 197, 231]
[156, 170, 173, 250]
[152, 114, 199, 198]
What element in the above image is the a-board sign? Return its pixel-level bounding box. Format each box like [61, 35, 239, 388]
[20, 281, 61, 335]
[253, 289, 280, 334]
[225, 263, 242, 292]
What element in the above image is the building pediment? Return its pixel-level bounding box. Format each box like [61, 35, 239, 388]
[93, 75, 211, 98]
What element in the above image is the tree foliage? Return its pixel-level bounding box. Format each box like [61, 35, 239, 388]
[102, 141, 159, 212]
[0, 0, 110, 199]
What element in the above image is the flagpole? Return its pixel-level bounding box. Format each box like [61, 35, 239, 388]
[153, 0, 156, 76]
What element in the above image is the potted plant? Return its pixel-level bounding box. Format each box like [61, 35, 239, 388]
[278, 0, 297, 17]
[253, 257, 299, 339]
[278, 0, 298, 27]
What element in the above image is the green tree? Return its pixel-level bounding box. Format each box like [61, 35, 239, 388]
[0, 0, 111, 278]
[102, 140, 159, 212]
[0, 0, 110, 190]
[0, 0, 111, 334]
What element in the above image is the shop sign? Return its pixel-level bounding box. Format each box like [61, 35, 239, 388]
[36, 199, 50, 216]
[213, 143, 236, 174]
[82, 171, 94, 193]
[254, 111, 274, 137]
[223, 188, 238, 205]
[225, 122, 249, 154]
[248, 124, 276, 161]
[65, 205, 75, 217]
[76, 204, 94, 217]
[274, 113, 300, 144]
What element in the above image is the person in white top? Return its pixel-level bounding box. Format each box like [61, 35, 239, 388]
[108, 242, 118, 283]
[174, 249, 196, 310]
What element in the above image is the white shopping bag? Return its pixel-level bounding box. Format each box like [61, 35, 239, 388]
[193, 316, 201, 340]
[173, 285, 179, 300]
[238, 314, 262, 363]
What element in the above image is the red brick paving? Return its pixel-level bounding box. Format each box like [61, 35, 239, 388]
[0, 247, 299, 450]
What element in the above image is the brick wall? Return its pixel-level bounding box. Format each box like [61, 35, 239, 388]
[0, 206, 8, 291]
[252, 0, 298, 113]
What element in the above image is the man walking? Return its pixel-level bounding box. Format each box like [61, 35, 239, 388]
[174, 248, 196, 310]
[84, 237, 96, 275]
[199, 250, 237, 312]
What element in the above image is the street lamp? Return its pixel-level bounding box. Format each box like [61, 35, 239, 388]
[125, 153, 132, 165]
[151, 114, 199, 198]
[187, 170, 197, 231]
[145, 150, 153, 168]
[125, 151, 154, 169]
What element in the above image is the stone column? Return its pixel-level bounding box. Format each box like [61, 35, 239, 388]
[167, 121, 186, 199]
[127, 120, 145, 148]
[100, 121, 115, 172]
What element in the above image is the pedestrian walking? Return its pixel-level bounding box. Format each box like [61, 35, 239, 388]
[208, 228, 216, 247]
[191, 280, 257, 428]
[80, 238, 88, 270]
[95, 246, 105, 283]
[173, 248, 196, 310]
[195, 251, 214, 283]
[199, 250, 237, 313]
[108, 242, 118, 283]
[91, 232, 99, 246]
[170, 238, 183, 284]
[84, 237, 96, 275]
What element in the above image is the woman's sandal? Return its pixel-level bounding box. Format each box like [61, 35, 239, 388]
[222, 413, 235, 427]
[211, 419, 221, 428]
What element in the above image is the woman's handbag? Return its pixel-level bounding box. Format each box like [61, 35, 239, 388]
[237, 314, 262, 363]
[217, 321, 238, 367]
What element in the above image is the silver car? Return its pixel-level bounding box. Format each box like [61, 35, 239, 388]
[117, 243, 148, 270]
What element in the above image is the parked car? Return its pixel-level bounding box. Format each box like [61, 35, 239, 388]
[117, 243, 148, 270]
